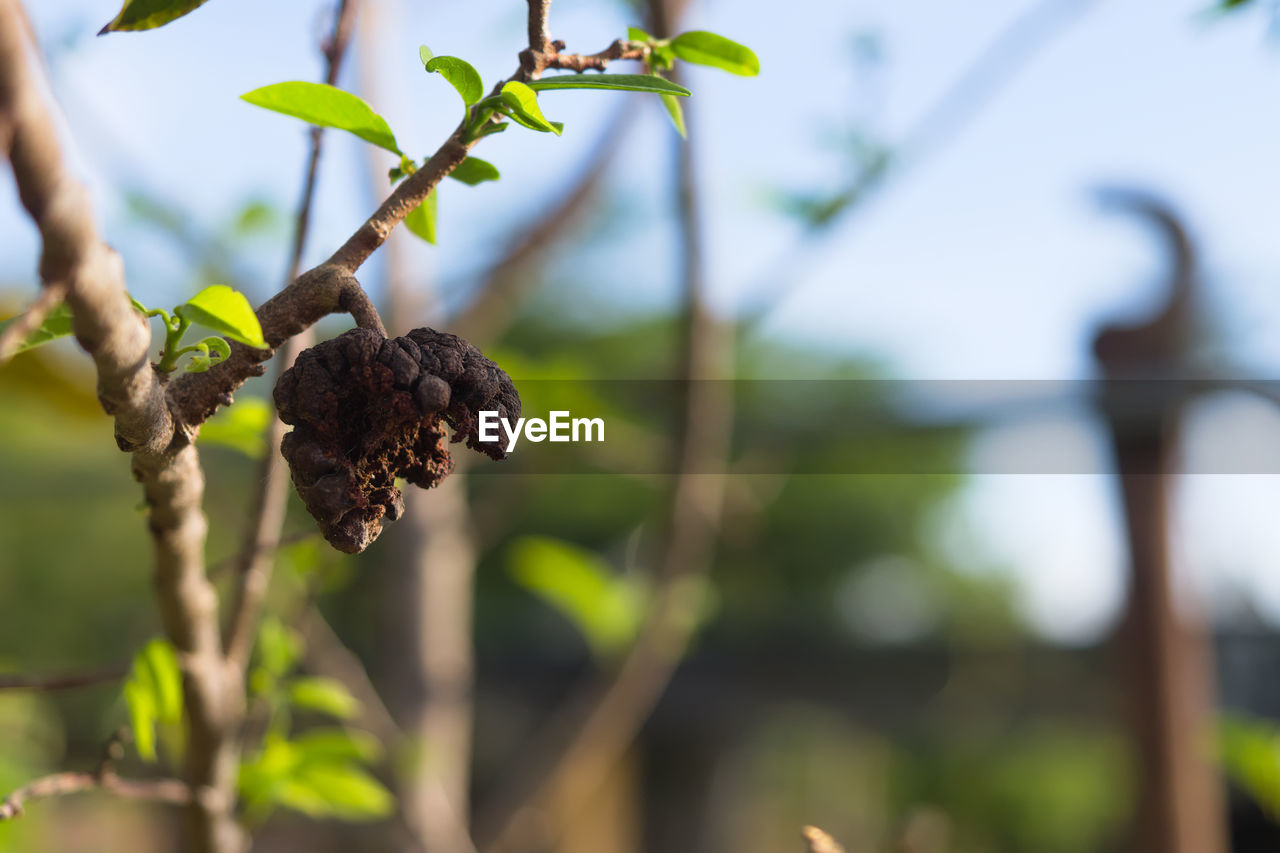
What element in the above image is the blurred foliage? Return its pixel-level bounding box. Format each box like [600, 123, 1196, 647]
[1220, 713, 1280, 816]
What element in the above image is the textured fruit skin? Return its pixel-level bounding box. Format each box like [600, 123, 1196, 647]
[273, 327, 520, 553]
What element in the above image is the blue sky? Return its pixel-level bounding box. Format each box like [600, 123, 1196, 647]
[6, 0, 1280, 642]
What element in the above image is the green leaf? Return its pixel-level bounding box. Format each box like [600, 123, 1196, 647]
[509, 537, 646, 658]
[627, 26, 655, 42]
[422, 51, 484, 109]
[528, 73, 690, 97]
[99, 0, 210, 33]
[404, 191, 438, 244]
[448, 157, 501, 186]
[288, 677, 361, 720]
[241, 82, 401, 156]
[661, 93, 687, 137]
[284, 763, 394, 820]
[1220, 715, 1280, 815]
[292, 729, 383, 765]
[499, 81, 562, 135]
[177, 284, 267, 349]
[140, 639, 183, 724]
[183, 335, 231, 373]
[259, 618, 302, 679]
[123, 639, 182, 762]
[198, 396, 273, 457]
[670, 31, 760, 76]
[0, 302, 74, 355]
[123, 680, 157, 762]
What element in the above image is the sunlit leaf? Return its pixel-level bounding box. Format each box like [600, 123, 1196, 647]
[283, 763, 394, 820]
[404, 191, 438, 244]
[448, 157, 501, 186]
[197, 396, 273, 457]
[421, 49, 484, 109]
[509, 536, 646, 658]
[123, 680, 157, 762]
[241, 82, 401, 155]
[292, 729, 383, 765]
[499, 81, 562, 135]
[670, 30, 760, 76]
[627, 26, 654, 42]
[528, 74, 690, 96]
[0, 303, 74, 355]
[1220, 715, 1280, 815]
[177, 284, 267, 349]
[99, 0, 210, 33]
[288, 677, 361, 720]
[123, 638, 182, 762]
[141, 639, 183, 724]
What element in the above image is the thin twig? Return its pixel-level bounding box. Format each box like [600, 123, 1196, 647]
[0, 771, 190, 820]
[224, 0, 362, 674]
[475, 4, 731, 847]
[0, 279, 67, 365]
[0, 729, 189, 820]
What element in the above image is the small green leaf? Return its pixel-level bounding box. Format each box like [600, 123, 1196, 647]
[292, 729, 383, 764]
[123, 680, 157, 762]
[99, 0, 209, 33]
[123, 638, 183, 762]
[288, 677, 361, 720]
[509, 537, 646, 658]
[627, 26, 655, 42]
[0, 302, 74, 355]
[670, 31, 760, 76]
[141, 639, 183, 724]
[176, 284, 267, 349]
[527, 74, 690, 97]
[285, 763, 394, 820]
[404, 191, 438, 244]
[241, 82, 401, 155]
[422, 52, 484, 109]
[473, 121, 510, 140]
[448, 157, 501, 186]
[183, 335, 231, 373]
[198, 396, 273, 457]
[499, 81, 562, 135]
[418, 45, 434, 65]
[661, 92, 687, 138]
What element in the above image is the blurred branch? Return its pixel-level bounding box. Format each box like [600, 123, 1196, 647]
[451, 103, 635, 343]
[0, 664, 126, 691]
[0, 280, 66, 365]
[742, 0, 1096, 329]
[0, 729, 188, 820]
[475, 3, 730, 849]
[803, 826, 847, 853]
[224, 0, 361, 674]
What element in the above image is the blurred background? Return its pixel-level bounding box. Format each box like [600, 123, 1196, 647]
[5, 0, 1280, 851]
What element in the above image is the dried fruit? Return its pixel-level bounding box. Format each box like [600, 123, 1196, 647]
[273, 327, 519, 553]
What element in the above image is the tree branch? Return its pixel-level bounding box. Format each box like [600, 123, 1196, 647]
[0, 6, 238, 851]
[0, 771, 190, 820]
[0, 729, 189, 820]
